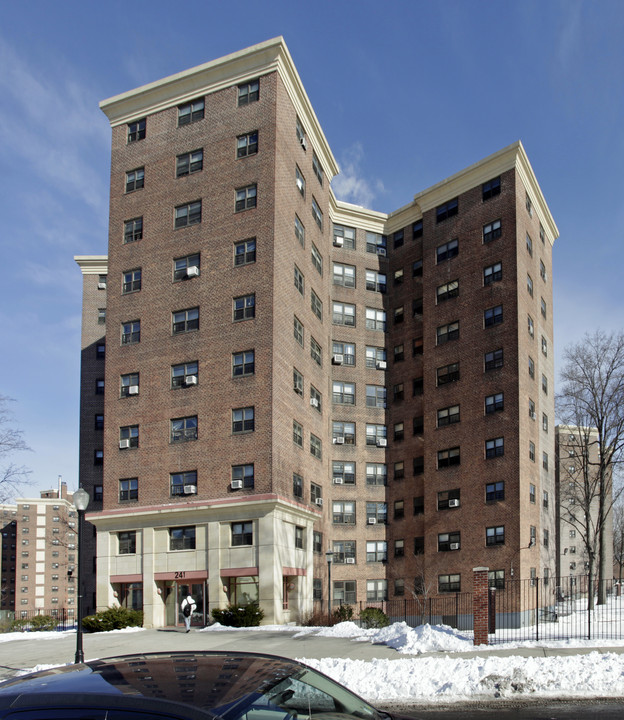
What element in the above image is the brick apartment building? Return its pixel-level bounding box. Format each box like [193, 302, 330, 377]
[76, 37, 559, 627]
[0, 481, 78, 618]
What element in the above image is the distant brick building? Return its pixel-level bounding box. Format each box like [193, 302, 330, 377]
[76, 37, 558, 627]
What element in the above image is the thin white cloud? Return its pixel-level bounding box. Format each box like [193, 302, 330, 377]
[555, 0, 583, 73]
[331, 143, 385, 209]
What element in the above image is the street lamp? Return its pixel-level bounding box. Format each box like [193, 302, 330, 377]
[73, 487, 90, 664]
[325, 549, 333, 623]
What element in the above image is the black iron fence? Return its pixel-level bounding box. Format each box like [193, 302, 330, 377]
[1, 608, 76, 632]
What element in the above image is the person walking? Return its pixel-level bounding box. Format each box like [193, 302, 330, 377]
[180, 592, 196, 633]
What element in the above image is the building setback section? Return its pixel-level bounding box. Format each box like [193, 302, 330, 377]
[77, 36, 559, 627]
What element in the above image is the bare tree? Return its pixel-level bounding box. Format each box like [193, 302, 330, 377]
[557, 330, 624, 606]
[613, 495, 624, 584]
[0, 395, 31, 502]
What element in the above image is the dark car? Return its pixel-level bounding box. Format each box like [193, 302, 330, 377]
[0, 651, 399, 720]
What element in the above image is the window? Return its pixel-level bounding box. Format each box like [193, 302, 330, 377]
[231, 522, 253, 547]
[176, 149, 203, 177]
[437, 489, 460, 510]
[437, 362, 460, 385]
[120, 320, 140, 346]
[94, 486, 103, 503]
[127, 118, 145, 143]
[526, 193, 533, 216]
[125, 167, 144, 193]
[171, 361, 198, 388]
[312, 152, 324, 185]
[119, 425, 139, 449]
[438, 447, 460, 468]
[233, 294, 255, 321]
[529, 398, 535, 420]
[120, 372, 139, 397]
[529, 441, 536, 462]
[485, 348, 503, 371]
[333, 224, 355, 249]
[486, 437, 504, 458]
[310, 337, 322, 366]
[95, 414, 104, 430]
[526, 232, 533, 256]
[413, 496, 424, 516]
[366, 346, 386, 369]
[394, 344, 404, 363]
[295, 215, 305, 246]
[540, 260, 547, 282]
[394, 422, 404, 442]
[484, 262, 502, 285]
[310, 433, 322, 459]
[394, 268, 404, 285]
[333, 302, 355, 326]
[122, 268, 141, 294]
[98, 308, 106, 324]
[542, 374, 548, 394]
[237, 131, 258, 157]
[293, 368, 304, 396]
[365, 232, 386, 254]
[296, 166, 305, 196]
[294, 526, 305, 550]
[311, 197, 323, 229]
[367, 502, 387, 525]
[366, 463, 387, 485]
[485, 392, 504, 414]
[412, 219, 423, 238]
[333, 461, 355, 485]
[235, 184, 257, 212]
[438, 532, 460, 551]
[484, 305, 503, 327]
[529, 355, 535, 378]
[118, 531, 137, 556]
[94, 449, 103, 465]
[238, 79, 259, 105]
[333, 501, 355, 524]
[174, 253, 200, 280]
[332, 421, 355, 446]
[294, 316, 304, 346]
[311, 243, 323, 275]
[393, 382, 404, 400]
[437, 321, 459, 344]
[486, 526, 505, 546]
[171, 470, 197, 496]
[486, 481, 504, 502]
[528, 315, 535, 337]
[366, 270, 386, 293]
[232, 407, 254, 434]
[543, 490, 549, 509]
[413, 377, 424, 396]
[171, 416, 198, 442]
[231, 464, 254, 489]
[293, 472, 303, 497]
[366, 385, 386, 409]
[168, 526, 195, 551]
[482, 176, 500, 200]
[310, 385, 322, 412]
[542, 413, 549, 432]
[173, 307, 199, 334]
[483, 219, 502, 243]
[437, 405, 460, 427]
[394, 541, 405, 560]
[311, 291, 323, 320]
[527, 273, 533, 297]
[436, 280, 459, 303]
[365, 307, 386, 331]
[413, 259, 423, 277]
[366, 424, 387, 446]
[366, 541, 387, 563]
[334, 580, 357, 605]
[543, 452, 549, 471]
[233, 350, 254, 377]
[413, 536, 425, 555]
[542, 336, 548, 357]
[294, 265, 304, 295]
[541, 297, 547, 319]
[175, 200, 202, 228]
[124, 216, 143, 244]
[119, 478, 138, 502]
[178, 98, 204, 125]
[436, 238, 458, 262]
[436, 198, 458, 222]
[489, 570, 505, 589]
[332, 341, 355, 366]
[393, 229, 404, 248]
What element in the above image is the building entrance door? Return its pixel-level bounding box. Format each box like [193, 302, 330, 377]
[164, 581, 205, 627]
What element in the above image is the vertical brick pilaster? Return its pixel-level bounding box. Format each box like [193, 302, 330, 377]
[473, 566, 489, 646]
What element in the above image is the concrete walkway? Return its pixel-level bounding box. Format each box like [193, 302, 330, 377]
[2, 627, 624, 682]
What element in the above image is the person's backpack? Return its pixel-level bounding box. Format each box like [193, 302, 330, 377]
[183, 602, 192, 617]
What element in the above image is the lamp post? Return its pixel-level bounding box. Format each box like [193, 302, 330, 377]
[325, 549, 333, 623]
[73, 487, 90, 664]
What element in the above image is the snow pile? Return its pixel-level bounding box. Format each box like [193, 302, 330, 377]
[368, 622, 474, 654]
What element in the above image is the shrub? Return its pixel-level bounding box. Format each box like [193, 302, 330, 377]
[82, 605, 143, 633]
[211, 603, 264, 627]
[29, 615, 58, 632]
[359, 607, 389, 629]
[301, 610, 334, 627]
[332, 604, 354, 622]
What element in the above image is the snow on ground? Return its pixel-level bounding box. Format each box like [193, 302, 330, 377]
[0, 625, 144, 644]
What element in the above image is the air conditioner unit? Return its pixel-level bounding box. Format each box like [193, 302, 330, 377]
[185, 375, 198, 385]
[231, 480, 243, 490]
[448, 499, 460, 508]
[332, 354, 344, 365]
[315, 498, 323, 506]
[97, 282, 107, 290]
[128, 385, 139, 395]
[184, 485, 198, 495]
[333, 477, 344, 484]
[346, 557, 355, 564]
[333, 237, 344, 247]
[376, 438, 387, 447]
[119, 439, 130, 449]
[186, 266, 200, 277]
[310, 398, 319, 408]
[300, 136, 307, 150]
[377, 247, 387, 256]
[334, 436, 345, 444]
[368, 517, 377, 524]
[450, 542, 460, 550]
[376, 360, 387, 370]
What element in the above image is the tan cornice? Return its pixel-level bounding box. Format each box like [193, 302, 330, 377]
[329, 193, 387, 233]
[74, 255, 108, 275]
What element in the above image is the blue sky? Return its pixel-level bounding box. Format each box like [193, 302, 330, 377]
[0, 0, 622, 497]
